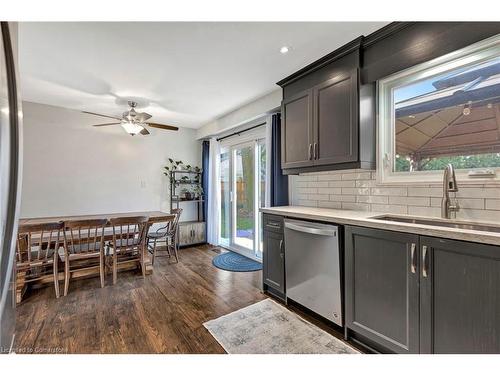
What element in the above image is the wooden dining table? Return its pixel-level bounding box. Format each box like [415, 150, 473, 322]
[19, 210, 175, 226]
[16, 211, 175, 302]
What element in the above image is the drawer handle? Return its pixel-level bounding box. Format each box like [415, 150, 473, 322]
[266, 222, 280, 228]
[410, 243, 417, 274]
[422, 245, 429, 278]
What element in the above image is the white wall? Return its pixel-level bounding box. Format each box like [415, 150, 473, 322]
[196, 89, 281, 139]
[20, 102, 201, 221]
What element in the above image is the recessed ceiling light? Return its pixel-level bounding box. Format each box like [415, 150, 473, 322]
[280, 46, 290, 54]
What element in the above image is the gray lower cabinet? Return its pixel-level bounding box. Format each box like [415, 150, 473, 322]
[179, 221, 206, 246]
[346, 225, 500, 354]
[345, 226, 419, 353]
[420, 236, 500, 354]
[262, 214, 285, 298]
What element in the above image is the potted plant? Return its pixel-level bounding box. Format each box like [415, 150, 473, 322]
[181, 188, 193, 201]
[193, 185, 204, 200]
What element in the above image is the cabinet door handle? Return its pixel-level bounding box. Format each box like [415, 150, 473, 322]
[314, 142, 318, 159]
[309, 143, 313, 160]
[279, 239, 284, 258]
[410, 243, 417, 274]
[422, 245, 429, 278]
[266, 222, 280, 229]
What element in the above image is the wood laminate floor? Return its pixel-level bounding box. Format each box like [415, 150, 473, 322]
[14, 245, 360, 354]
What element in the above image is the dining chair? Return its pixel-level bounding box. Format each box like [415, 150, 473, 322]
[107, 216, 149, 285]
[16, 222, 63, 301]
[147, 208, 183, 265]
[61, 218, 108, 296]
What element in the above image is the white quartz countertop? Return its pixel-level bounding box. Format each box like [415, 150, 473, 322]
[260, 206, 500, 246]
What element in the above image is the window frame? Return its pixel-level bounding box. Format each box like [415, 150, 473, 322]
[377, 34, 500, 186]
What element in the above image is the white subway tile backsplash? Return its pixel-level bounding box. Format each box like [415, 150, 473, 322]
[408, 206, 441, 217]
[298, 175, 318, 182]
[330, 194, 356, 202]
[308, 194, 329, 201]
[356, 179, 377, 188]
[485, 199, 500, 211]
[312, 181, 329, 188]
[341, 202, 371, 211]
[298, 199, 318, 207]
[317, 174, 342, 181]
[371, 187, 407, 196]
[317, 187, 342, 195]
[357, 195, 389, 204]
[457, 209, 500, 223]
[372, 204, 407, 215]
[430, 197, 441, 207]
[342, 187, 370, 196]
[318, 201, 342, 209]
[341, 172, 371, 180]
[408, 186, 441, 197]
[457, 187, 500, 199]
[297, 187, 317, 194]
[293, 168, 500, 222]
[457, 198, 485, 210]
[329, 180, 356, 188]
[389, 196, 430, 207]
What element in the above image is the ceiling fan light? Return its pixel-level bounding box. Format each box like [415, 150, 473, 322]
[120, 121, 144, 135]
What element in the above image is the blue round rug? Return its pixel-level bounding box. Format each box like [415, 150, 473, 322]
[212, 251, 262, 272]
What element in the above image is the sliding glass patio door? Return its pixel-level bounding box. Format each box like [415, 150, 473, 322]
[219, 135, 266, 260]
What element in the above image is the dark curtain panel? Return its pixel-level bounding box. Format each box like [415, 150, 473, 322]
[201, 140, 210, 221]
[270, 113, 289, 206]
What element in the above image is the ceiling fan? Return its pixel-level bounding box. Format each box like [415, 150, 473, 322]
[84, 101, 179, 136]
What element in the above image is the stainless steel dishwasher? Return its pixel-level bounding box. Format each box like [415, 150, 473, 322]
[284, 219, 342, 326]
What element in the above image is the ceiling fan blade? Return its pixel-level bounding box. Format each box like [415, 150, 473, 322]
[83, 111, 122, 121]
[92, 122, 122, 127]
[147, 122, 179, 131]
[136, 112, 152, 122]
[140, 127, 150, 136]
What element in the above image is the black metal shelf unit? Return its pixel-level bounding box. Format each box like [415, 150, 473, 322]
[169, 169, 205, 222]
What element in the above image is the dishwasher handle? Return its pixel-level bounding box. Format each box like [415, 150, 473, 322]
[284, 221, 336, 237]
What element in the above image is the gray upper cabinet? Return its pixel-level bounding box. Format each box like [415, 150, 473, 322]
[313, 72, 358, 166]
[419, 236, 500, 354]
[345, 226, 420, 354]
[281, 89, 314, 169]
[277, 39, 375, 174]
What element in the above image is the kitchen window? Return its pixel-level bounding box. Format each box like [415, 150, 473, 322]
[377, 34, 500, 185]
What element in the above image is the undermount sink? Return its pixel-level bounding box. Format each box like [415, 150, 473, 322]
[372, 215, 500, 234]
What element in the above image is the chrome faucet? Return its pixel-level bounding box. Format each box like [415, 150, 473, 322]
[441, 164, 460, 219]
